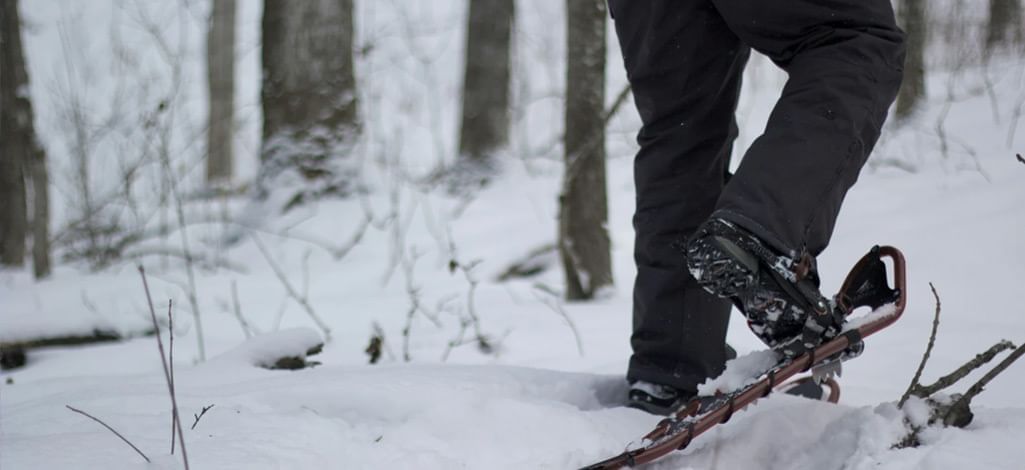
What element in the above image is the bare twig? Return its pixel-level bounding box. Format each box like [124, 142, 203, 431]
[250, 233, 332, 341]
[169, 301, 176, 454]
[1017, 153, 1024, 165]
[66, 405, 150, 463]
[899, 283, 942, 407]
[913, 340, 1017, 398]
[230, 280, 254, 339]
[138, 266, 190, 470]
[533, 286, 584, 357]
[191, 404, 215, 430]
[399, 249, 443, 362]
[953, 342, 1025, 407]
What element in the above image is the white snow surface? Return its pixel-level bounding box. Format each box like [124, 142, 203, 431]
[4, 1, 1025, 469]
[698, 350, 781, 396]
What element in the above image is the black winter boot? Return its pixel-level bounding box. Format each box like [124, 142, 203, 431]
[684, 218, 845, 358]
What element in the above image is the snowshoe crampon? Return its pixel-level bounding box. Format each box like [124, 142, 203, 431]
[581, 246, 906, 470]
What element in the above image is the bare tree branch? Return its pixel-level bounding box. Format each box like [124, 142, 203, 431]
[169, 301, 176, 454]
[138, 266, 190, 470]
[913, 340, 1017, 398]
[230, 280, 254, 339]
[66, 405, 150, 463]
[191, 404, 215, 430]
[250, 233, 332, 341]
[899, 282, 943, 407]
[951, 342, 1025, 407]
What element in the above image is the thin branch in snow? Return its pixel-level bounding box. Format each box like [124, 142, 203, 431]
[191, 404, 215, 430]
[913, 340, 1017, 399]
[952, 342, 1025, 408]
[230, 280, 254, 339]
[899, 282, 943, 407]
[65, 405, 150, 463]
[250, 233, 332, 341]
[137, 266, 190, 470]
[533, 286, 584, 357]
[169, 301, 176, 455]
[399, 248, 442, 362]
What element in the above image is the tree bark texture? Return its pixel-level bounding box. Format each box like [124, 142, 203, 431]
[986, 0, 1023, 50]
[896, 0, 926, 121]
[206, 0, 237, 184]
[559, 0, 612, 301]
[261, 0, 359, 208]
[28, 144, 50, 278]
[1, 0, 32, 268]
[457, 0, 514, 174]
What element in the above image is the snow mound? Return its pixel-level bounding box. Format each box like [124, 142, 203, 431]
[207, 328, 323, 369]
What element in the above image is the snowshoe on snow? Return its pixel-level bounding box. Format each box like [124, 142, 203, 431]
[582, 245, 906, 470]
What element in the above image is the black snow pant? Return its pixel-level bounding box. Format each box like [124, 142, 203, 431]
[610, 0, 906, 392]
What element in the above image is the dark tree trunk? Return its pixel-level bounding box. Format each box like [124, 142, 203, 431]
[261, 0, 360, 210]
[455, 0, 514, 184]
[206, 0, 237, 185]
[1, 0, 31, 268]
[986, 0, 1024, 50]
[896, 0, 926, 121]
[29, 145, 50, 278]
[559, 0, 612, 301]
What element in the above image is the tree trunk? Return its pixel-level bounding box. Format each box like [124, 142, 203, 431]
[986, 0, 1024, 51]
[1, 0, 30, 268]
[559, 0, 612, 301]
[455, 0, 514, 185]
[261, 0, 359, 210]
[29, 144, 51, 279]
[206, 0, 237, 185]
[896, 0, 926, 121]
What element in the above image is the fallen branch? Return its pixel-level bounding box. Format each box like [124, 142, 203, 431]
[913, 340, 1016, 399]
[66, 405, 150, 463]
[948, 342, 1025, 417]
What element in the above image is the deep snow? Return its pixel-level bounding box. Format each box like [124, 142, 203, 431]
[3, 1, 1025, 469]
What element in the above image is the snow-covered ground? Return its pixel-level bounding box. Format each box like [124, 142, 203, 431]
[3, 1, 1025, 469]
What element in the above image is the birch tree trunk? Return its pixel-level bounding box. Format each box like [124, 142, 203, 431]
[455, 0, 514, 187]
[896, 0, 926, 121]
[206, 0, 237, 185]
[261, 0, 359, 210]
[559, 0, 612, 301]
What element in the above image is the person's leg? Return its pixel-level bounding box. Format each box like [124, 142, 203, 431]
[709, 0, 906, 257]
[685, 0, 904, 354]
[608, 0, 749, 393]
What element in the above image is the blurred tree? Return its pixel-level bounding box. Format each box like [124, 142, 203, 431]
[1, 0, 51, 277]
[260, 0, 359, 210]
[559, 0, 611, 301]
[453, 0, 514, 189]
[206, 0, 237, 186]
[896, 0, 926, 121]
[986, 0, 1023, 51]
